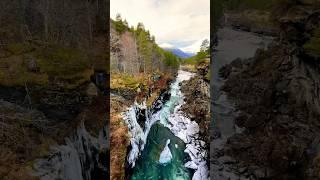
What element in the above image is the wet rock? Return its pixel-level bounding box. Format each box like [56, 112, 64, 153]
[227, 134, 252, 151]
[244, 114, 266, 128]
[218, 156, 237, 164]
[275, 80, 290, 92]
[238, 167, 248, 174]
[235, 112, 248, 127]
[196, 60, 210, 77]
[86, 83, 98, 96]
[219, 64, 232, 79]
[219, 58, 244, 79]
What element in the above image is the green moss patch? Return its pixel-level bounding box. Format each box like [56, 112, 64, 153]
[304, 28, 320, 58]
[36, 46, 90, 77]
[5, 42, 34, 55]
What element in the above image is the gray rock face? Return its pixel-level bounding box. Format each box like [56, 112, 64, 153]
[219, 39, 320, 179]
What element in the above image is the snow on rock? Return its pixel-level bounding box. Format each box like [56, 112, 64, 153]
[185, 161, 198, 170]
[192, 162, 209, 180]
[123, 103, 145, 167]
[123, 101, 161, 167]
[159, 139, 173, 165]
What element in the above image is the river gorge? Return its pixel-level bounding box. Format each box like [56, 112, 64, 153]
[123, 70, 209, 180]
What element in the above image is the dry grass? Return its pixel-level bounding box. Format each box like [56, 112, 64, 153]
[0, 55, 48, 87]
[0, 149, 38, 180]
[110, 73, 149, 90]
[110, 97, 130, 180]
[180, 64, 197, 72]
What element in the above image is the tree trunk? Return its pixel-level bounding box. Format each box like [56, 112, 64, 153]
[44, 0, 49, 40]
[86, 0, 93, 46]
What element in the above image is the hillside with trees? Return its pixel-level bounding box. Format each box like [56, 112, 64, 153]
[111, 14, 179, 76]
[182, 39, 210, 79]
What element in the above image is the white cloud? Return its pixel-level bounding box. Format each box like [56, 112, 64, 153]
[181, 39, 207, 53]
[159, 43, 174, 49]
[111, 0, 210, 53]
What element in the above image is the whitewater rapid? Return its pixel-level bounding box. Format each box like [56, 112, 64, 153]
[123, 70, 209, 179]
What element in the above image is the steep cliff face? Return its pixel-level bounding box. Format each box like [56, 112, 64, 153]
[0, 1, 108, 179]
[218, 2, 320, 179]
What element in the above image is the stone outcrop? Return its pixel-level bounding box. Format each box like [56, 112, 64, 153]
[218, 6, 320, 178]
[181, 61, 210, 144]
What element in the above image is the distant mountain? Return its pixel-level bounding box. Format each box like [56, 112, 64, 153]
[164, 48, 195, 59]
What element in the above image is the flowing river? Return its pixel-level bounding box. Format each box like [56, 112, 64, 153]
[210, 27, 273, 179]
[124, 70, 209, 180]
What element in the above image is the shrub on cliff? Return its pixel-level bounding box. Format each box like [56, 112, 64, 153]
[304, 27, 320, 58]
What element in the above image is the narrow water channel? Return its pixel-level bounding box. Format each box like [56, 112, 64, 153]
[124, 70, 209, 180]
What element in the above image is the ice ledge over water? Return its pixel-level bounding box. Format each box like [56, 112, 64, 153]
[123, 100, 160, 167]
[159, 139, 173, 165]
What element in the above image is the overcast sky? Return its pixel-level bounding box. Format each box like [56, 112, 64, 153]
[110, 0, 210, 53]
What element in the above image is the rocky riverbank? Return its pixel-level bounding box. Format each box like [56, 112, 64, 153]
[215, 4, 320, 179]
[181, 61, 210, 144]
[224, 11, 278, 36]
[220, 43, 320, 180]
